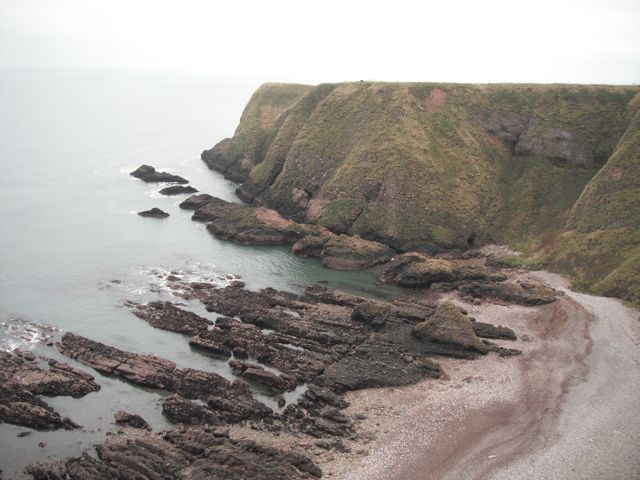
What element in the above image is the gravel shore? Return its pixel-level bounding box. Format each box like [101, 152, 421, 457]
[321, 271, 640, 480]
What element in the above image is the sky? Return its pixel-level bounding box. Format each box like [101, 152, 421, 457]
[0, 0, 638, 85]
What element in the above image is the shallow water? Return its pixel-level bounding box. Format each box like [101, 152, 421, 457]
[0, 70, 405, 478]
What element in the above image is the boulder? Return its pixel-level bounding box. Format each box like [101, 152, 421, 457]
[130, 165, 188, 183]
[114, 410, 151, 430]
[414, 301, 487, 353]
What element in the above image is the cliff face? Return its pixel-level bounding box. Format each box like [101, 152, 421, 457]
[203, 82, 640, 305]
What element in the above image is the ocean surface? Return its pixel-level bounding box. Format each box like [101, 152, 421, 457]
[0, 69, 403, 477]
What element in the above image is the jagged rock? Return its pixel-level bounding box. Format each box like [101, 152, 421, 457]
[28, 429, 321, 479]
[0, 352, 97, 431]
[159, 185, 198, 195]
[320, 234, 395, 270]
[179, 193, 216, 210]
[459, 280, 558, 305]
[380, 253, 460, 287]
[58, 334, 272, 424]
[414, 301, 487, 353]
[128, 301, 213, 334]
[0, 384, 79, 431]
[114, 410, 151, 430]
[130, 165, 188, 184]
[229, 360, 297, 393]
[137, 207, 169, 218]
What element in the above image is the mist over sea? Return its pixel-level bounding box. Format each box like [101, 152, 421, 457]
[0, 69, 398, 477]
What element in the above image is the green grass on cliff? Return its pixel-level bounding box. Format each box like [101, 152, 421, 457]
[212, 81, 640, 306]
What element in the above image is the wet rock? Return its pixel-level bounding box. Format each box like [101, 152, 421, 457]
[58, 333, 226, 400]
[130, 165, 188, 184]
[414, 301, 487, 353]
[128, 301, 213, 334]
[0, 384, 79, 431]
[137, 207, 169, 218]
[459, 280, 557, 305]
[28, 429, 321, 479]
[191, 318, 327, 383]
[320, 234, 395, 270]
[229, 360, 297, 393]
[0, 352, 97, 430]
[114, 410, 151, 430]
[159, 185, 198, 195]
[380, 253, 459, 287]
[58, 333, 271, 425]
[162, 395, 222, 425]
[179, 193, 216, 210]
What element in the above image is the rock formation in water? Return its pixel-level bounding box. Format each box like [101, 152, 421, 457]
[159, 185, 198, 195]
[130, 165, 188, 184]
[0, 351, 99, 430]
[202, 82, 640, 307]
[138, 207, 169, 218]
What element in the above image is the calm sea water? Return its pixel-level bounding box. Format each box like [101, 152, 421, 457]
[0, 70, 402, 477]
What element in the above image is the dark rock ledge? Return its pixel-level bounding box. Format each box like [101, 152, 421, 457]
[138, 207, 169, 218]
[130, 165, 188, 184]
[0, 350, 100, 431]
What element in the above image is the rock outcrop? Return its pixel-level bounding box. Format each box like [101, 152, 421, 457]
[0, 351, 99, 430]
[28, 428, 322, 479]
[159, 185, 198, 195]
[414, 301, 487, 353]
[380, 253, 459, 287]
[138, 207, 169, 218]
[130, 165, 188, 184]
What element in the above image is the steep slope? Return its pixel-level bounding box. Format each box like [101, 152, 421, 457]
[545, 93, 640, 306]
[202, 82, 640, 305]
[202, 83, 313, 182]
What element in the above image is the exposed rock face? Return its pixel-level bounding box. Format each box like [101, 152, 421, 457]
[414, 301, 487, 353]
[28, 428, 322, 479]
[0, 351, 98, 430]
[159, 185, 198, 195]
[137, 207, 169, 218]
[179, 193, 216, 210]
[320, 235, 395, 270]
[114, 410, 151, 430]
[380, 253, 460, 286]
[130, 165, 188, 184]
[127, 301, 213, 334]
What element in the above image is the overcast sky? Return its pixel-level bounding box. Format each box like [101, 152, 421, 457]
[0, 0, 638, 84]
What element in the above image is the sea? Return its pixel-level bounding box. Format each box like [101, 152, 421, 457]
[0, 69, 401, 478]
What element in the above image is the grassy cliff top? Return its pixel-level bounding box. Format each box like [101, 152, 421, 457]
[203, 81, 640, 307]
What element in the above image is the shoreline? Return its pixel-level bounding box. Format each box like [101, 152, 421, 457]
[321, 271, 639, 479]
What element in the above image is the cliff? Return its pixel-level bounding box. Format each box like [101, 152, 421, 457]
[202, 82, 640, 306]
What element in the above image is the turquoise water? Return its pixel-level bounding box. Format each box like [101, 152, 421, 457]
[0, 70, 404, 477]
